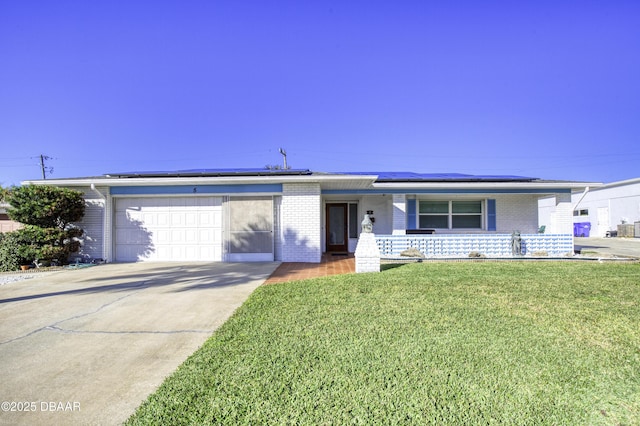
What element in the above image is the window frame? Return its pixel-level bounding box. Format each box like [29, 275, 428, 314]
[417, 199, 485, 230]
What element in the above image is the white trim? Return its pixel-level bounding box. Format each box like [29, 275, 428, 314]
[23, 174, 378, 188]
[226, 253, 274, 262]
[374, 181, 601, 191]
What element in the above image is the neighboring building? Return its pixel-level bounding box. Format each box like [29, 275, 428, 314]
[0, 203, 22, 233]
[568, 178, 640, 238]
[23, 169, 596, 262]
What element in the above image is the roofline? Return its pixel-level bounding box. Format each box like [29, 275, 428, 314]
[22, 173, 380, 187]
[21, 174, 601, 192]
[103, 168, 314, 178]
[373, 181, 601, 191]
[596, 177, 640, 190]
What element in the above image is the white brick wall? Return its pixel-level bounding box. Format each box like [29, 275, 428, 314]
[494, 194, 540, 233]
[355, 232, 380, 272]
[554, 193, 573, 235]
[273, 196, 283, 261]
[280, 183, 322, 263]
[392, 194, 406, 235]
[539, 193, 578, 235]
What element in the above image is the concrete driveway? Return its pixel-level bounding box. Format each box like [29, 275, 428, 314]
[0, 262, 278, 426]
[574, 236, 640, 258]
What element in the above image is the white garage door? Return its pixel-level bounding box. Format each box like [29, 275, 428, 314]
[115, 197, 223, 262]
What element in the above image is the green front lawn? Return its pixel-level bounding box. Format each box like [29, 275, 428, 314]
[127, 262, 640, 425]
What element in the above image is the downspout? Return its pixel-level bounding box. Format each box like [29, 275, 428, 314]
[90, 183, 105, 199]
[572, 186, 590, 211]
[89, 183, 111, 262]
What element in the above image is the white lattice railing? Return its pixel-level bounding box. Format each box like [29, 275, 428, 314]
[375, 234, 574, 258]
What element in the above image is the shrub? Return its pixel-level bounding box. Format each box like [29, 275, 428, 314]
[0, 232, 28, 271]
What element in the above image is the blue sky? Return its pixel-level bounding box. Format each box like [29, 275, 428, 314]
[1, 1, 639, 186]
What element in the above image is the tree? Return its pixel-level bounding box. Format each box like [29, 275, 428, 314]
[0, 185, 85, 270]
[6, 185, 84, 228]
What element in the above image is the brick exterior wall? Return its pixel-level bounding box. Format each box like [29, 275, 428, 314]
[273, 196, 283, 261]
[494, 194, 540, 233]
[553, 193, 573, 235]
[392, 194, 406, 235]
[355, 232, 381, 272]
[280, 183, 322, 263]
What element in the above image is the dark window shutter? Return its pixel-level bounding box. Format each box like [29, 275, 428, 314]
[487, 199, 496, 231]
[407, 199, 417, 229]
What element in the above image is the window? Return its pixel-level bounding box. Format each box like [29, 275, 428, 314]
[418, 200, 483, 229]
[573, 209, 588, 217]
[348, 203, 358, 238]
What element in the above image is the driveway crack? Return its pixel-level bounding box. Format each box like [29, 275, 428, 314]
[44, 325, 213, 335]
[0, 285, 146, 345]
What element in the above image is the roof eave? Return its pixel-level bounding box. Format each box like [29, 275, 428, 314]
[22, 173, 379, 189]
[373, 181, 602, 190]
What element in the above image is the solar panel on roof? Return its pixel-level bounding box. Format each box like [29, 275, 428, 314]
[103, 168, 537, 182]
[336, 171, 538, 182]
[105, 168, 312, 178]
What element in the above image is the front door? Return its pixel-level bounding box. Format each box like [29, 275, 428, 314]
[326, 203, 348, 253]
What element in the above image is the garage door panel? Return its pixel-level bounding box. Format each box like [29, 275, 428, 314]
[155, 230, 171, 244]
[170, 229, 185, 242]
[185, 213, 197, 226]
[198, 229, 213, 242]
[184, 230, 197, 243]
[156, 246, 172, 260]
[115, 197, 222, 262]
[116, 229, 136, 245]
[213, 210, 222, 227]
[185, 246, 198, 259]
[142, 212, 156, 225]
[170, 213, 183, 226]
[155, 213, 168, 226]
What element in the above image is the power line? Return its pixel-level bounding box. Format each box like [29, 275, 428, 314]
[36, 155, 53, 179]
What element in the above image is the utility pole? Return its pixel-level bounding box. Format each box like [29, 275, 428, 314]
[279, 148, 288, 169]
[39, 155, 53, 179]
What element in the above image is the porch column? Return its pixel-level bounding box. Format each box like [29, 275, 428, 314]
[392, 194, 407, 235]
[355, 215, 380, 273]
[280, 183, 322, 263]
[554, 192, 573, 235]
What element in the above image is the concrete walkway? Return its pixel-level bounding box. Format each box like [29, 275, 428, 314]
[0, 262, 278, 426]
[264, 253, 355, 284]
